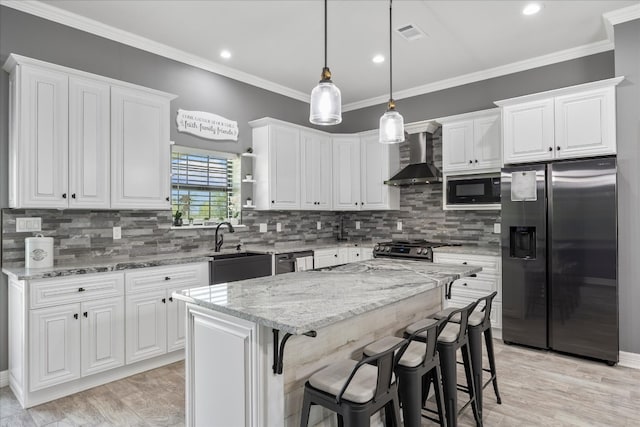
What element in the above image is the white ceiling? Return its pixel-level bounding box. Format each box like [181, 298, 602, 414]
[9, 1, 640, 109]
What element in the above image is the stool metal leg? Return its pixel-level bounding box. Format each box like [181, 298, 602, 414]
[461, 343, 482, 427]
[398, 370, 423, 427]
[432, 364, 447, 427]
[468, 326, 484, 419]
[438, 344, 458, 427]
[483, 327, 502, 404]
[300, 392, 312, 427]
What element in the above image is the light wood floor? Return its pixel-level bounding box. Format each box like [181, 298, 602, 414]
[1, 340, 639, 426]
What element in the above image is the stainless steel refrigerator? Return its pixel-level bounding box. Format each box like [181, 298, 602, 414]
[501, 157, 618, 364]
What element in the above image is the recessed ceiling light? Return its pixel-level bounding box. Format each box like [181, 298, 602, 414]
[522, 3, 541, 15]
[220, 50, 231, 59]
[372, 54, 385, 64]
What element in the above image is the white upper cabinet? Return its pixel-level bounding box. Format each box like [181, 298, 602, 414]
[111, 86, 172, 210]
[440, 109, 502, 174]
[332, 135, 361, 211]
[554, 86, 617, 159]
[501, 99, 555, 164]
[496, 77, 623, 165]
[3, 54, 176, 210]
[69, 76, 111, 209]
[9, 64, 69, 208]
[250, 118, 400, 212]
[300, 130, 333, 210]
[360, 133, 400, 210]
[252, 120, 301, 210]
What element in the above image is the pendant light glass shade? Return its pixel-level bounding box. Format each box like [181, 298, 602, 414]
[379, 103, 405, 144]
[310, 69, 342, 125]
[379, 0, 404, 144]
[309, 0, 342, 126]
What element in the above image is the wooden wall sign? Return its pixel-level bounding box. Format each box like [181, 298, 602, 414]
[176, 109, 239, 141]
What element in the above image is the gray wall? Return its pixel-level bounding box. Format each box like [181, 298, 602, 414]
[615, 19, 640, 354]
[336, 52, 615, 133]
[0, 4, 621, 372]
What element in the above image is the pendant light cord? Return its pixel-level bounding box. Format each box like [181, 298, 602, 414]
[389, 0, 393, 102]
[324, 0, 328, 68]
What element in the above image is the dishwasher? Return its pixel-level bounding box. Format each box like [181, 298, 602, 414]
[275, 251, 315, 274]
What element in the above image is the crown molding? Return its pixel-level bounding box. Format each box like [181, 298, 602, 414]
[342, 39, 614, 112]
[0, 0, 310, 104]
[603, 3, 640, 41]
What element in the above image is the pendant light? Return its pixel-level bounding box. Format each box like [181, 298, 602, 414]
[309, 0, 342, 125]
[379, 0, 404, 144]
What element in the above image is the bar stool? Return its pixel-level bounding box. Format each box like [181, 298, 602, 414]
[362, 317, 448, 427]
[300, 338, 408, 427]
[433, 292, 502, 420]
[407, 302, 482, 427]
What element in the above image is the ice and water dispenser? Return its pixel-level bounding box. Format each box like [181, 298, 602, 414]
[510, 226, 536, 259]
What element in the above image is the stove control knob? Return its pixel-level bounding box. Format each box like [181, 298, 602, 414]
[374, 244, 380, 251]
[385, 246, 391, 252]
[420, 248, 427, 255]
[416, 248, 422, 254]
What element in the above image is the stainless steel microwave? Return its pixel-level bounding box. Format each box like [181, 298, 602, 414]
[446, 175, 501, 205]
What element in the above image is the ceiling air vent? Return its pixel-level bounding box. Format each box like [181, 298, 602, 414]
[395, 23, 426, 41]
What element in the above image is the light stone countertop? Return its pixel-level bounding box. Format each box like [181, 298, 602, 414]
[243, 240, 375, 254]
[433, 245, 500, 257]
[173, 258, 481, 335]
[2, 252, 217, 281]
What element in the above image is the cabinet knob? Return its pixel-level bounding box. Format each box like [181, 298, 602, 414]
[78, 287, 86, 292]
[271, 200, 275, 204]
[165, 276, 171, 281]
[62, 193, 67, 199]
[169, 296, 174, 302]
[71, 193, 76, 199]
[557, 146, 561, 151]
[334, 254, 338, 257]
[166, 197, 170, 202]
[354, 202, 358, 205]
[83, 312, 88, 318]
[548, 147, 553, 152]
[469, 160, 473, 164]
[361, 202, 364, 205]
[462, 283, 468, 287]
[356, 253, 359, 257]
[73, 313, 78, 319]
[162, 298, 166, 304]
[462, 262, 468, 265]
[474, 160, 478, 163]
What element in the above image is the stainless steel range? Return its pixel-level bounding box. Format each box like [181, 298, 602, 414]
[373, 239, 460, 261]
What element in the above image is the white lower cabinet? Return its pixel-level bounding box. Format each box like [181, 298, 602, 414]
[433, 252, 502, 330]
[125, 290, 167, 364]
[81, 297, 125, 376]
[314, 246, 373, 268]
[29, 304, 81, 391]
[30, 296, 126, 391]
[7, 262, 209, 408]
[124, 263, 209, 363]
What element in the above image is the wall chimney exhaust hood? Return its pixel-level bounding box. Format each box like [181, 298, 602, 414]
[384, 126, 442, 186]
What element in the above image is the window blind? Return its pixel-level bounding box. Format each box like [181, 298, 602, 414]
[171, 152, 233, 220]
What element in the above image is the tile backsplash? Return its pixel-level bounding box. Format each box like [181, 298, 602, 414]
[1, 136, 500, 267]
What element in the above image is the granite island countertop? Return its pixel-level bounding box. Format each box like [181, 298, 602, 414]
[173, 258, 481, 335]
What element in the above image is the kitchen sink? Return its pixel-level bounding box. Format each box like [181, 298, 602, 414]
[210, 252, 272, 284]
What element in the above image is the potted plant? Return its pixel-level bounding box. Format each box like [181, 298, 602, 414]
[173, 210, 183, 226]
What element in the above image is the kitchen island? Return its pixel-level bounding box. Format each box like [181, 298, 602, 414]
[173, 259, 481, 427]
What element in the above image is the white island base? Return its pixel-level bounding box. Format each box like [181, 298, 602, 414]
[184, 289, 442, 427]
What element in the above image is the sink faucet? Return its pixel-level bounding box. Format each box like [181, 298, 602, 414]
[214, 222, 235, 252]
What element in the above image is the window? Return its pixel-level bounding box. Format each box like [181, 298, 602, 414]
[171, 147, 240, 223]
